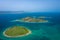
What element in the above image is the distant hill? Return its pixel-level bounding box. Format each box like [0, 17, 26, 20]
[0, 11, 25, 14]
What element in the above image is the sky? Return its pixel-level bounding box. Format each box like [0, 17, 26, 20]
[0, 0, 60, 12]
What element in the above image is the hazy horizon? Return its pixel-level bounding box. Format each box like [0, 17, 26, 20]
[0, 0, 60, 12]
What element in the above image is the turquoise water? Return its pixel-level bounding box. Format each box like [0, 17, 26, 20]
[0, 12, 60, 40]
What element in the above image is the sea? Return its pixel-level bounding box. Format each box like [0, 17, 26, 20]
[0, 12, 60, 40]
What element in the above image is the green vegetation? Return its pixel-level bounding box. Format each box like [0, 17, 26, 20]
[3, 26, 31, 37]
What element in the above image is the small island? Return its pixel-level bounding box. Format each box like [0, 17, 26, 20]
[20, 16, 48, 23]
[3, 26, 31, 38]
[11, 16, 49, 23]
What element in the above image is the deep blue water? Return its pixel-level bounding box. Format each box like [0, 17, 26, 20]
[0, 12, 60, 40]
